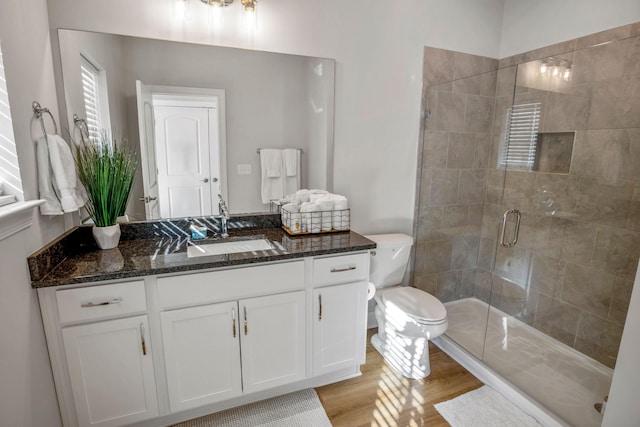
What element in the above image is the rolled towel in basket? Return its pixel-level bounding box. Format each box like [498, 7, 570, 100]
[316, 197, 334, 232]
[331, 195, 349, 230]
[282, 203, 299, 212]
[296, 189, 311, 203]
[300, 202, 321, 233]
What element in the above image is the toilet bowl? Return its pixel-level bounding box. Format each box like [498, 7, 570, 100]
[365, 233, 448, 379]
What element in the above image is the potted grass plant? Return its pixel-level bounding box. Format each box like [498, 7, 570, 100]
[75, 131, 137, 249]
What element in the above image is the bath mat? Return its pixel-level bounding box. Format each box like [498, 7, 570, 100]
[434, 386, 541, 427]
[172, 389, 332, 427]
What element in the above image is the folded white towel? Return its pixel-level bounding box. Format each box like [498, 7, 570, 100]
[37, 134, 87, 215]
[260, 149, 285, 204]
[283, 149, 299, 177]
[283, 149, 300, 196]
[260, 149, 283, 178]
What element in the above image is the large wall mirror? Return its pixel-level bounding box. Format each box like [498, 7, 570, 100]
[55, 29, 335, 219]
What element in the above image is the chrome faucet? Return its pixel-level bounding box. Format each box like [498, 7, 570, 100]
[218, 194, 230, 238]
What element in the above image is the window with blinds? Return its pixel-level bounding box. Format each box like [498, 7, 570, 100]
[80, 55, 109, 143]
[500, 102, 542, 168]
[0, 42, 23, 200]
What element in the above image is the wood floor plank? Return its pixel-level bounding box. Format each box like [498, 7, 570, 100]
[316, 329, 483, 426]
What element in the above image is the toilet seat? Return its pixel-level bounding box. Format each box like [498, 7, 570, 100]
[380, 286, 447, 324]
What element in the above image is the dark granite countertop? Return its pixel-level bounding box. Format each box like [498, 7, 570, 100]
[28, 214, 376, 288]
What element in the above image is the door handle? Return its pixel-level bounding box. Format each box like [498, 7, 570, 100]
[499, 208, 522, 248]
[138, 196, 157, 203]
[202, 178, 209, 183]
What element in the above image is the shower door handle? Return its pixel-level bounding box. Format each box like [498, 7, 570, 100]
[499, 208, 521, 248]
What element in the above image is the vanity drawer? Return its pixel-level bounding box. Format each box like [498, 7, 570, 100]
[313, 253, 369, 286]
[56, 281, 147, 325]
[157, 261, 305, 309]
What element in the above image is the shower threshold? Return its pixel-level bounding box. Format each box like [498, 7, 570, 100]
[435, 297, 612, 427]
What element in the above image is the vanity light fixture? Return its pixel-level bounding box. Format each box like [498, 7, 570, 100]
[539, 57, 572, 81]
[241, 0, 257, 11]
[201, 0, 234, 7]
[199, 0, 257, 13]
[198, 0, 257, 28]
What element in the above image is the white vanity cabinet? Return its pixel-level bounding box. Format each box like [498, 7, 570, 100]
[160, 301, 242, 412]
[157, 261, 306, 411]
[312, 253, 369, 376]
[239, 291, 306, 394]
[160, 291, 306, 412]
[38, 251, 371, 427]
[50, 281, 159, 427]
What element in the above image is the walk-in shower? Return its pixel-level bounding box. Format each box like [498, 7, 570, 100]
[414, 24, 639, 427]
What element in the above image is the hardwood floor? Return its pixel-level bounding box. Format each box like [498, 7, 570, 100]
[315, 329, 483, 427]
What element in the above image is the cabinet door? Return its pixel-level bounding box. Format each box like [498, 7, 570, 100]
[62, 315, 158, 427]
[240, 291, 306, 394]
[161, 302, 242, 412]
[313, 281, 368, 375]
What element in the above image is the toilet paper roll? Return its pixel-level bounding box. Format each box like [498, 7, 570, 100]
[367, 282, 376, 301]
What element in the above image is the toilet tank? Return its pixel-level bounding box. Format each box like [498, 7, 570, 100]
[364, 233, 413, 288]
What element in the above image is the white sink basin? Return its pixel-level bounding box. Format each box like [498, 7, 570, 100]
[187, 238, 274, 258]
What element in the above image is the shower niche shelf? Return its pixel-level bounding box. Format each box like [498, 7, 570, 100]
[533, 131, 575, 174]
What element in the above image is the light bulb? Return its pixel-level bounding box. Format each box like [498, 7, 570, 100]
[173, 0, 190, 20]
[563, 67, 572, 81]
[539, 63, 548, 75]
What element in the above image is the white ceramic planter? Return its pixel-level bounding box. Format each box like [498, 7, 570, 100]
[92, 224, 121, 249]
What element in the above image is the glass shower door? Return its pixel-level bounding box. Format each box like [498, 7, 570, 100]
[481, 37, 639, 425]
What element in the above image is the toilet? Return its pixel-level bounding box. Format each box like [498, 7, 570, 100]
[365, 233, 448, 379]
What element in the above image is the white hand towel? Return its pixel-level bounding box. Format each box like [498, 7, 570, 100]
[283, 149, 300, 196]
[37, 137, 63, 215]
[260, 149, 284, 204]
[47, 135, 87, 212]
[283, 149, 299, 177]
[37, 134, 87, 215]
[260, 149, 283, 178]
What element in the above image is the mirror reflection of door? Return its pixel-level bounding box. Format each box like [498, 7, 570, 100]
[136, 83, 225, 219]
[135, 81, 160, 219]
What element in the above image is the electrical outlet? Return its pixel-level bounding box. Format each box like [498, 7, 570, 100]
[237, 164, 252, 175]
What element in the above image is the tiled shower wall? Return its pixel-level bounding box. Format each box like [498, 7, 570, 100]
[414, 22, 640, 369]
[413, 48, 499, 302]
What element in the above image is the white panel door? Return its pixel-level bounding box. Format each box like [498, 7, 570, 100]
[313, 281, 368, 375]
[240, 291, 306, 394]
[135, 80, 160, 219]
[154, 105, 214, 218]
[62, 316, 158, 427]
[160, 302, 242, 412]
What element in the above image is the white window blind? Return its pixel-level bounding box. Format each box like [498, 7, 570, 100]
[80, 55, 105, 143]
[500, 102, 541, 168]
[0, 43, 23, 199]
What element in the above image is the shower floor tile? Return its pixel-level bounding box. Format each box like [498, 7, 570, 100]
[444, 298, 612, 427]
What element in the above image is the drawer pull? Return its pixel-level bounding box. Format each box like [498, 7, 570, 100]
[81, 297, 123, 308]
[330, 265, 356, 273]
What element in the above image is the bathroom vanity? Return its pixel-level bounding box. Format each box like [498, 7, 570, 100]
[29, 215, 375, 427]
